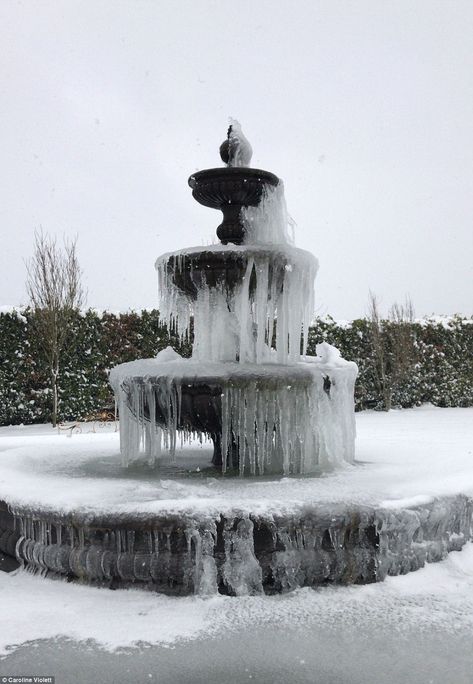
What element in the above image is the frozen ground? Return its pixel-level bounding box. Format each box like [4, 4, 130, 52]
[1, 407, 473, 682]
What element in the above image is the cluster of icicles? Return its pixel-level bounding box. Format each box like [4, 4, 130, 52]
[12, 509, 379, 594]
[156, 243, 318, 365]
[219, 370, 356, 474]
[111, 175, 357, 474]
[156, 183, 314, 365]
[113, 355, 356, 474]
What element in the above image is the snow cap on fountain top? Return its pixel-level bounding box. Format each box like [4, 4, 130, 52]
[219, 119, 253, 167]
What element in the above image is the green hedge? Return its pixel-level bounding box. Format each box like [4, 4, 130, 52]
[0, 309, 471, 425]
[307, 315, 473, 410]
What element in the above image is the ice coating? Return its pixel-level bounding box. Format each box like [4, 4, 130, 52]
[10, 491, 471, 594]
[110, 131, 358, 475]
[156, 244, 318, 364]
[241, 182, 295, 246]
[225, 118, 253, 167]
[109, 348, 357, 473]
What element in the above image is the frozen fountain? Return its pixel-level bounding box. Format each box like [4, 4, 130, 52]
[1, 124, 470, 595]
[110, 122, 357, 474]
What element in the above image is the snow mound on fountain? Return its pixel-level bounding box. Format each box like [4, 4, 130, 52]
[109, 343, 356, 390]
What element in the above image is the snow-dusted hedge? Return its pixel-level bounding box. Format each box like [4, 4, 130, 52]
[307, 315, 473, 411]
[0, 309, 471, 424]
[0, 309, 190, 425]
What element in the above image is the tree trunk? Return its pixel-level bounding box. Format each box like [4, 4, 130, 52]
[383, 387, 392, 411]
[51, 366, 59, 428]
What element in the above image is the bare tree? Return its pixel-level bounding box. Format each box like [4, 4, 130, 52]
[368, 292, 417, 411]
[368, 291, 392, 410]
[388, 297, 416, 399]
[26, 231, 85, 426]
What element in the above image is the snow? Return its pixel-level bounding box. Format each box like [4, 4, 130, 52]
[0, 407, 472, 517]
[312, 312, 473, 328]
[1, 541, 473, 657]
[0, 305, 26, 321]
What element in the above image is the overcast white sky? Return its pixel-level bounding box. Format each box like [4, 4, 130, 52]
[1, 0, 472, 319]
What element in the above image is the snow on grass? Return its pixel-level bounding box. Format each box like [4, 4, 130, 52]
[0, 407, 472, 516]
[1, 543, 473, 657]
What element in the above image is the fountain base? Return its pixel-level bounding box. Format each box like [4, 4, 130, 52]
[1, 408, 472, 595]
[1, 495, 471, 595]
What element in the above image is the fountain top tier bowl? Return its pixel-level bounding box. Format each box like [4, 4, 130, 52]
[188, 121, 279, 245]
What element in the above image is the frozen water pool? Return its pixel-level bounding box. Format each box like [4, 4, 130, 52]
[0, 406, 472, 516]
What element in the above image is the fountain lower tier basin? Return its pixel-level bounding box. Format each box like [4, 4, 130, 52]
[1, 495, 471, 595]
[111, 358, 357, 474]
[2, 408, 471, 594]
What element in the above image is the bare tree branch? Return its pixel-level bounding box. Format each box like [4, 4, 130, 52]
[368, 292, 417, 411]
[26, 230, 86, 426]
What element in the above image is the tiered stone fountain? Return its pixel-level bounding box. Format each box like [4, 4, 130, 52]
[1, 124, 470, 595]
[110, 122, 357, 476]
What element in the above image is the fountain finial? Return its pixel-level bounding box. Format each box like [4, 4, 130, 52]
[219, 119, 253, 167]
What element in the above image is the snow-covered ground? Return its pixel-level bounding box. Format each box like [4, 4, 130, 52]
[1, 543, 473, 682]
[1, 407, 473, 682]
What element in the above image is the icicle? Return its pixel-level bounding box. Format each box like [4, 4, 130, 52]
[221, 517, 263, 596]
[127, 531, 135, 554]
[198, 526, 218, 595]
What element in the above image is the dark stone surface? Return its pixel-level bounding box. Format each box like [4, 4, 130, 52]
[0, 549, 19, 572]
[188, 167, 279, 244]
[2, 495, 471, 593]
[0, 500, 21, 572]
[161, 245, 290, 300]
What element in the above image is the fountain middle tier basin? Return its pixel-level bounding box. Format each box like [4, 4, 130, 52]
[156, 244, 316, 300]
[109, 352, 357, 475]
[156, 244, 319, 365]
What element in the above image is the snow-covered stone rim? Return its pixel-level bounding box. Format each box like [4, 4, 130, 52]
[154, 242, 317, 271]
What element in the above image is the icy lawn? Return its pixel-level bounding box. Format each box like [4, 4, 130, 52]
[0, 405, 472, 516]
